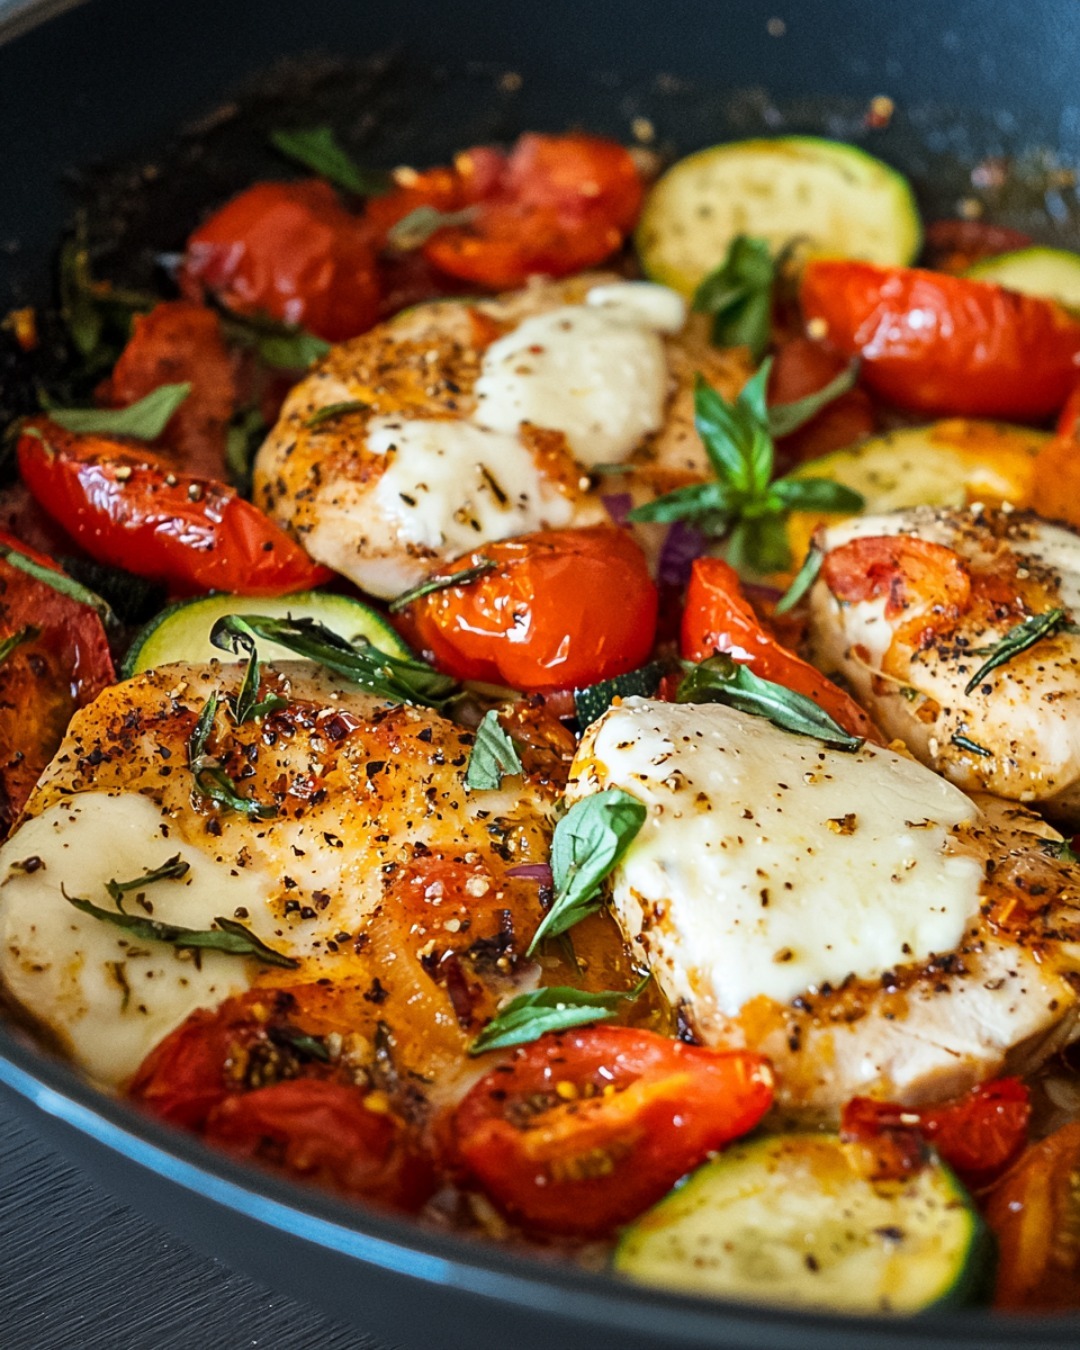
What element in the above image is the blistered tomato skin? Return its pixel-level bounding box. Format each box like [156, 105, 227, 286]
[449, 1026, 773, 1237]
[17, 421, 333, 596]
[800, 259, 1080, 419]
[181, 180, 382, 342]
[405, 526, 658, 694]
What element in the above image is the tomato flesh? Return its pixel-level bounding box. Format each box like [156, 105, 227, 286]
[767, 335, 876, 465]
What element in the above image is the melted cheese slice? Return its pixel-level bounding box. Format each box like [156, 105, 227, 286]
[473, 281, 685, 466]
[568, 698, 984, 1015]
[0, 792, 280, 1088]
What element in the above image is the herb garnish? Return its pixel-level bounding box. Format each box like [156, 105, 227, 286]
[186, 690, 277, 820]
[0, 541, 114, 626]
[388, 558, 497, 613]
[951, 733, 992, 757]
[105, 854, 190, 902]
[0, 625, 39, 668]
[269, 125, 391, 197]
[963, 608, 1068, 696]
[677, 653, 864, 752]
[302, 401, 369, 431]
[468, 976, 650, 1055]
[692, 235, 775, 361]
[209, 613, 457, 709]
[209, 615, 290, 724]
[465, 710, 523, 791]
[386, 205, 479, 251]
[43, 383, 191, 439]
[1041, 836, 1080, 865]
[775, 544, 823, 615]
[63, 884, 298, 969]
[526, 789, 647, 955]
[628, 363, 863, 574]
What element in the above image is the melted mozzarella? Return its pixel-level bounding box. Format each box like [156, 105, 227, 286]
[0, 792, 276, 1087]
[568, 698, 983, 1016]
[473, 281, 684, 466]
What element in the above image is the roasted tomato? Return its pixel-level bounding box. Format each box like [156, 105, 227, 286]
[767, 335, 876, 464]
[448, 1026, 773, 1236]
[17, 420, 333, 596]
[181, 180, 381, 342]
[681, 556, 881, 742]
[369, 134, 643, 290]
[1057, 380, 1080, 440]
[800, 259, 1080, 419]
[922, 219, 1033, 275]
[841, 1078, 1030, 1189]
[984, 1120, 1080, 1311]
[95, 300, 237, 480]
[404, 527, 658, 694]
[0, 532, 114, 832]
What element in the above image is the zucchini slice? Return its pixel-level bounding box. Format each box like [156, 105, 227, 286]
[123, 591, 413, 676]
[780, 418, 1047, 581]
[965, 246, 1080, 309]
[614, 1133, 993, 1313]
[574, 660, 667, 728]
[636, 137, 921, 296]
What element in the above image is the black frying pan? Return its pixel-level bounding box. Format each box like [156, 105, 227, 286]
[0, 1, 1079, 1346]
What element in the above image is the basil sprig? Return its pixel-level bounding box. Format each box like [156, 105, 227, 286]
[187, 691, 278, 820]
[963, 608, 1068, 696]
[469, 976, 650, 1055]
[677, 653, 864, 752]
[0, 625, 39, 668]
[387, 205, 479, 251]
[302, 401, 369, 431]
[43, 383, 190, 439]
[269, 125, 391, 197]
[775, 544, 823, 615]
[209, 613, 457, 708]
[692, 235, 775, 361]
[628, 363, 864, 574]
[208, 615, 290, 724]
[527, 789, 647, 955]
[388, 558, 497, 614]
[465, 710, 523, 791]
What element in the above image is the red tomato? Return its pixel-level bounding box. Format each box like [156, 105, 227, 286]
[767, 336, 876, 464]
[448, 1027, 773, 1236]
[985, 1121, 1080, 1311]
[922, 219, 1033, 275]
[404, 527, 658, 694]
[0, 531, 114, 832]
[96, 300, 237, 480]
[1057, 380, 1080, 440]
[181, 180, 381, 342]
[17, 421, 333, 597]
[680, 556, 882, 743]
[841, 1078, 1030, 1189]
[800, 259, 1080, 419]
[204, 1078, 435, 1212]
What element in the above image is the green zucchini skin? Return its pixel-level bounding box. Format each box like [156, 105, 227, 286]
[122, 590, 412, 677]
[965, 246, 1080, 309]
[574, 661, 667, 728]
[614, 1132, 994, 1315]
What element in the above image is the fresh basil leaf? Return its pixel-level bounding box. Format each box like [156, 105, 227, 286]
[692, 235, 775, 361]
[767, 361, 860, 439]
[527, 789, 647, 955]
[963, 608, 1068, 696]
[465, 710, 523, 791]
[186, 689, 278, 820]
[62, 886, 298, 969]
[677, 652, 864, 751]
[725, 513, 792, 576]
[771, 476, 865, 513]
[0, 625, 39, 667]
[209, 615, 290, 724]
[210, 613, 457, 709]
[627, 480, 734, 527]
[225, 407, 267, 494]
[105, 854, 190, 904]
[388, 558, 497, 614]
[269, 125, 390, 196]
[386, 205, 479, 251]
[775, 545, 823, 615]
[255, 328, 331, 370]
[303, 401, 369, 431]
[45, 383, 191, 439]
[692, 373, 758, 490]
[468, 976, 650, 1055]
[0, 541, 114, 626]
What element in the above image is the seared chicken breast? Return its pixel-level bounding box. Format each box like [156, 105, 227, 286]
[0, 662, 565, 1093]
[806, 506, 1080, 820]
[254, 273, 749, 596]
[567, 697, 1080, 1116]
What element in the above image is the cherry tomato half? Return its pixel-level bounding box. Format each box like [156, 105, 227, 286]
[800, 259, 1080, 419]
[767, 335, 876, 465]
[681, 556, 881, 743]
[448, 1026, 773, 1236]
[17, 420, 332, 597]
[922, 219, 1033, 276]
[404, 527, 658, 694]
[181, 180, 381, 342]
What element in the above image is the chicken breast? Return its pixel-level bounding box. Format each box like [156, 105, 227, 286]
[254, 273, 749, 597]
[0, 661, 565, 1094]
[805, 506, 1080, 820]
[567, 697, 1080, 1117]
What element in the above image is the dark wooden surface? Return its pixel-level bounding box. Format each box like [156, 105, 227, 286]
[0, 1095, 391, 1350]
